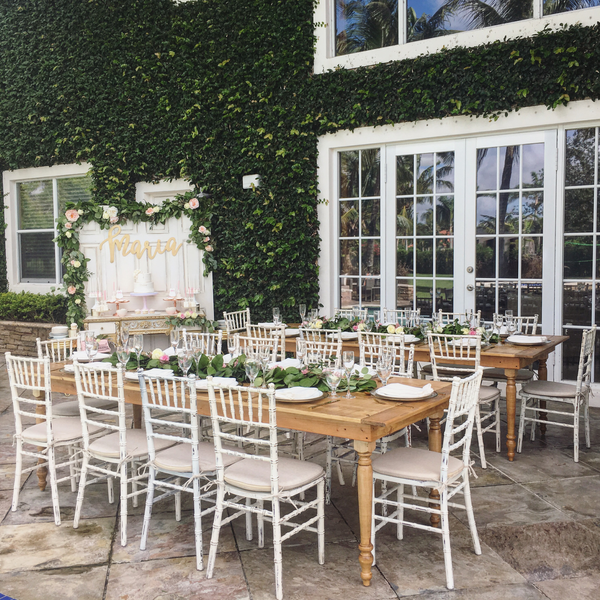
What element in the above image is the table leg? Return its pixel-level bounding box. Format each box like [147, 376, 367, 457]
[353, 439, 376, 587]
[504, 368, 518, 461]
[428, 411, 443, 527]
[33, 389, 48, 491]
[538, 357, 548, 435]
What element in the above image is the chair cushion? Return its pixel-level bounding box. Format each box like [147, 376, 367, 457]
[483, 367, 534, 382]
[479, 385, 501, 403]
[22, 418, 101, 443]
[154, 441, 244, 473]
[89, 429, 173, 459]
[521, 380, 578, 399]
[421, 363, 474, 378]
[224, 456, 324, 492]
[372, 447, 464, 482]
[53, 398, 119, 417]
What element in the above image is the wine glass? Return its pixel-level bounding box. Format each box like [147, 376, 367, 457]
[376, 357, 393, 388]
[296, 338, 307, 367]
[258, 345, 271, 386]
[116, 344, 130, 369]
[85, 338, 99, 361]
[342, 350, 355, 399]
[169, 329, 180, 354]
[299, 303, 306, 324]
[229, 333, 240, 358]
[308, 309, 318, 324]
[324, 364, 344, 397]
[507, 315, 517, 338]
[120, 323, 130, 347]
[272, 307, 280, 325]
[131, 334, 144, 370]
[177, 349, 193, 377]
[245, 358, 261, 387]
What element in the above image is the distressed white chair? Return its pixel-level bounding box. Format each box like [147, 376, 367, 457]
[304, 338, 343, 366]
[426, 332, 501, 468]
[371, 368, 483, 590]
[246, 323, 287, 360]
[223, 308, 251, 334]
[138, 372, 245, 570]
[205, 379, 325, 600]
[357, 330, 415, 377]
[437, 309, 481, 327]
[381, 308, 421, 326]
[36, 336, 119, 418]
[518, 324, 597, 462]
[237, 333, 281, 363]
[72, 362, 174, 546]
[183, 330, 223, 355]
[483, 314, 539, 386]
[299, 326, 342, 342]
[6, 352, 91, 526]
[334, 307, 368, 320]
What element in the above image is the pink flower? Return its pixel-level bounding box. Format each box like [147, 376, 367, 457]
[189, 198, 199, 209]
[353, 324, 358, 331]
[179, 313, 186, 318]
[67, 286, 77, 295]
[65, 209, 79, 223]
[64, 222, 72, 229]
[301, 369, 309, 375]
[110, 216, 119, 224]
[205, 245, 213, 252]
[203, 236, 210, 242]
[198, 225, 207, 234]
[159, 354, 170, 363]
[70, 260, 76, 267]
[145, 207, 154, 216]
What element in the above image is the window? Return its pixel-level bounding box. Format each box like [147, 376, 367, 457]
[334, 0, 599, 57]
[562, 127, 600, 382]
[16, 175, 92, 283]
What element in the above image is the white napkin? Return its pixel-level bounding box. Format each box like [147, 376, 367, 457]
[450, 338, 479, 347]
[507, 334, 548, 344]
[270, 358, 302, 370]
[143, 368, 175, 378]
[258, 322, 287, 328]
[341, 332, 358, 340]
[275, 387, 322, 401]
[196, 377, 238, 390]
[65, 362, 113, 373]
[71, 351, 112, 361]
[284, 328, 300, 337]
[377, 383, 434, 399]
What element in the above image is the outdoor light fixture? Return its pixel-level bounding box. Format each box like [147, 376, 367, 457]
[242, 174, 261, 189]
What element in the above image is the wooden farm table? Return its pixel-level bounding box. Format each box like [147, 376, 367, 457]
[50, 364, 451, 588]
[285, 335, 568, 462]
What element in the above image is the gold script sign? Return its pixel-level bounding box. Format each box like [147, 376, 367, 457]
[99, 225, 183, 263]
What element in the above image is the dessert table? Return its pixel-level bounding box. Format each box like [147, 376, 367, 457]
[49, 364, 451, 588]
[285, 334, 568, 461]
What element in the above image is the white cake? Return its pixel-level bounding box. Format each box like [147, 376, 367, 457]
[133, 272, 155, 294]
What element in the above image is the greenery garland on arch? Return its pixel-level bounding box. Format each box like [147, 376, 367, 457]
[55, 187, 215, 327]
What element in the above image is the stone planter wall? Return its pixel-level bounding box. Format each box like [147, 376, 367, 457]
[0, 321, 55, 357]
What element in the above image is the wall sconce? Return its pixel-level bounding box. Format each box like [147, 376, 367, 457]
[242, 174, 261, 189]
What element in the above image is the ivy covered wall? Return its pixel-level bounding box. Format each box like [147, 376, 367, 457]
[1, 0, 599, 318]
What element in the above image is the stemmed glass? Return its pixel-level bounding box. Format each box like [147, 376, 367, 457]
[116, 344, 130, 370]
[131, 334, 144, 371]
[229, 333, 240, 359]
[308, 309, 318, 325]
[272, 307, 280, 326]
[258, 345, 271, 387]
[177, 349, 193, 377]
[376, 356, 393, 388]
[296, 338, 307, 367]
[299, 303, 306, 324]
[169, 329, 180, 354]
[85, 337, 99, 361]
[120, 323, 130, 347]
[342, 351, 355, 399]
[324, 363, 344, 397]
[245, 358, 261, 387]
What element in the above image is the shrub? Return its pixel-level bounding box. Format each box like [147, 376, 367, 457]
[0, 292, 69, 323]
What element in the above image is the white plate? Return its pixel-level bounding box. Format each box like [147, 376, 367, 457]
[274, 387, 325, 402]
[375, 383, 436, 402]
[71, 351, 112, 362]
[506, 335, 548, 346]
[341, 332, 358, 340]
[283, 328, 300, 337]
[125, 368, 175, 381]
[387, 334, 419, 343]
[450, 338, 479, 347]
[258, 322, 287, 328]
[196, 377, 238, 390]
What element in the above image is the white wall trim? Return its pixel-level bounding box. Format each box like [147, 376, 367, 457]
[314, 2, 600, 74]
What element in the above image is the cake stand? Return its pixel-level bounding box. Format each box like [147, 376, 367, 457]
[130, 292, 157, 311]
[108, 299, 130, 314]
[164, 296, 184, 309]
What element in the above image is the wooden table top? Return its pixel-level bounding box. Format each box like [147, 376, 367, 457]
[50, 364, 451, 444]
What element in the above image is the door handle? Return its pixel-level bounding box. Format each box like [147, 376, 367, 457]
[466, 285, 474, 292]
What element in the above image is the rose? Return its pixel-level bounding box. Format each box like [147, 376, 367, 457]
[77, 209, 83, 215]
[67, 286, 77, 295]
[179, 313, 186, 318]
[435, 325, 443, 333]
[153, 206, 160, 213]
[145, 207, 154, 216]
[387, 324, 396, 334]
[301, 368, 309, 375]
[102, 210, 110, 219]
[65, 209, 79, 222]
[356, 322, 365, 331]
[110, 216, 119, 224]
[203, 236, 210, 242]
[314, 319, 323, 329]
[184, 202, 190, 209]
[108, 206, 118, 218]
[70, 260, 81, 268]
[65, 222, 72, 229]
[461, 327, 469, 335]
[395, 326, 404, 334]
[198, 225, 207, 234]
[191, 312, 198, 319]
[151, 348, 164, 360]
[159, 354, 169, 363]
[476, 327, 484, 335]
[75, 298, 81, 305]
[189, 198, 199, 209]
[65, 231, 72, 238]
[205, 245, 213, 252]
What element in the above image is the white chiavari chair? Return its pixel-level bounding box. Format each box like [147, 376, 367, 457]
[223, 308, 251, 334]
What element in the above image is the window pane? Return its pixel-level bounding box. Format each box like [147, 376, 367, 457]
[564, 236, 593, 279]
[565, 128, 595, 186]
[396, 279, 413, 309]
[415, 279, 434, 317]
[498, 282, 518, 314]
[397, 155, 414, 195]
[476, 238, 495, 278]
[340, 200, 359, 237]
[562, 328, 583, 381]
[336, 0, 398, 56]
[436, 195, 454, 234]
[340, 239, 359, 276]
[498, 237, 519, 279]
[340, 277, 359, 308]
[340, 151, 359, 198]
[476, 281, 496, 322]
[361, 199, 380, 236]
[477, 194, 496, 234]
[416, 239, 433, 275]
[362, 277, 380, 307]
[563, 282, 592, 327]
[522, 143, 544, 188]
[57, 176, 92, 213]
[436, 152, 454, 193]
[522, 192, 543, 234]
[522, 237, 542, 279]
[565, 189, 594, 233]
[544, 0, 600, 16]
[499, 146, 520, 190]
[498, 192, 519, 234]
[397, 239, 414, 276]
[361, 240, 380, 275]
[436, 238, 453, 276]
[415, 196, 433, 235]
[521, 283, 542, 319]
[18, 180, 54, 229]
[19, 232, 56, 281]
[396, 197, 413, 236]
[361, 148, 380, 197]
[416, 153, 434, 194]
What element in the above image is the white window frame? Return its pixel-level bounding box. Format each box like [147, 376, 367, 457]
[3, 163, 92, 293]
[314, 1, 600, 73]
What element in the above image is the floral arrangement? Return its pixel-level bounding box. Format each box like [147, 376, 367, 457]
[54, 188, 215, 328]
[427, 319, 498, 343]
[308, 315, 362, 332]
[164, 311, 217, 332]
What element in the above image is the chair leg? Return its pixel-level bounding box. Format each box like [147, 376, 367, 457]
[462, 477, 481, 556]
[73, 454, 89, 529]
[440, 490, 454, 590]
[120, 462, 128, 546]
[370, 479, 377, 567]
[131, 459, 139, 508]
[517, 397, 526, 454]
[206, 485, 225, 579]
[574, 404, 580, 463]
[107, 476, 114, 504]
[475, 407, 487, 469]
[68, 445, 78, 492]
[397, 483, 404, 541]
[317, 480, 325, 565]
[175, 477, 182, 522]
[325, 436, 332, 505]
[140, 467, 156, 551]
[11, 439, 23, 513]
[257, 499, 264, 548]
[584, 397, 591, 448]
[494, 398, 501, 453]
[530, 400, 537, 442]
[246, 497, 253, 541]
[47, 447, 62, 526]
[272, 498, 284, 600]
[192, 476, 204, 571]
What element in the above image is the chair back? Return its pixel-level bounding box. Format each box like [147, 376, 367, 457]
[207, 379, 281, 493]
[304, 338, 343, 366]
[437, 310, 481, 327]
[493, 313, 538, 335]
[73, 361, 126, 456]
[381, 308, 421, 327]
[223, 308, 251, 334]
[183, 330, 223, 355]
[357, 331, 414, 377]
[5, 353, 53, 441]
[441, 369, 484, 483]
[299, 327, 341, 342]
[427, 332, 481, 381]
[334, 307, 367, 320]
[37, 337, 77, 362]
[575, 325, 597, 400]
[139, 373, 199, 470]
[246, 324, 286, 360]
[237, 334, 281, 362]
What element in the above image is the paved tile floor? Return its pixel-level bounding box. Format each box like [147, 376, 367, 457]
[1, 354, 599, 600]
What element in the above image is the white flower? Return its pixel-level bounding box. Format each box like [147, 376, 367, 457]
[151, 348, 163, 360]
[108, 206, 118, 218]
[73, 260, 81, 268]
[191, 312, 197, 319]
[476, 327, 484, 335]
[387, 324, 396, 334]
[184, 202, 190, 209]
[75, 298, 81, 305]
[152, 206, 160, 213]
[65, 231, 72, 238]
[435, 325, 443, 333]
[77, 209, 84, 215]
[395, 326, 404, 334]
[102, 210, 110, 219]
[356, 322, 365, 331]
[314, 319, 323, 329]
[461, 327, 469, 335]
